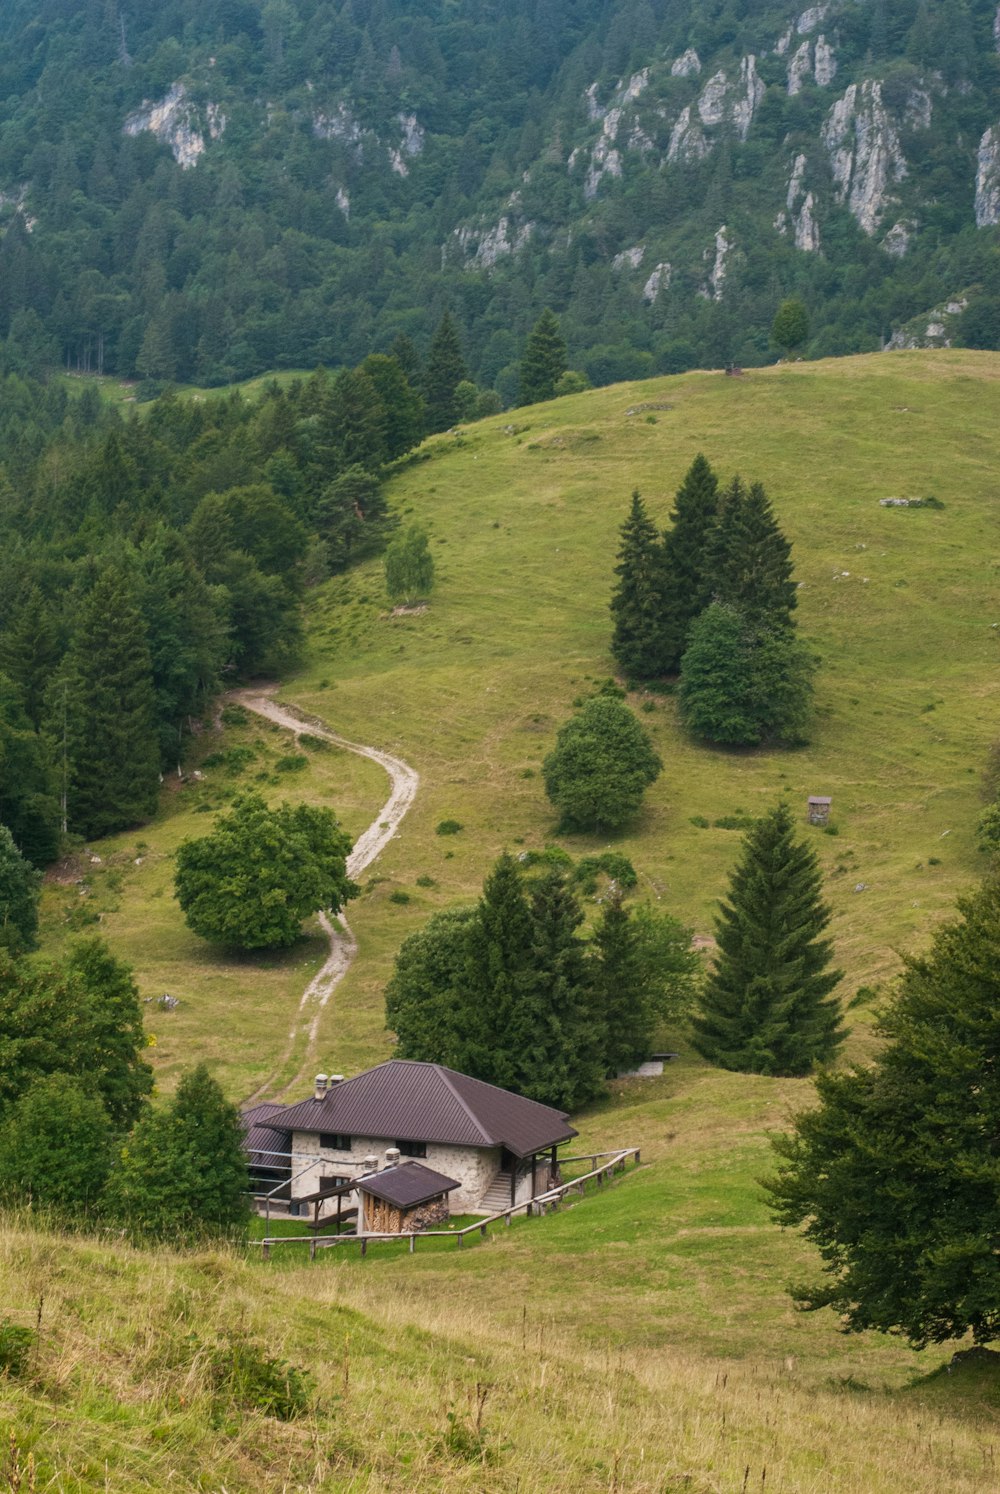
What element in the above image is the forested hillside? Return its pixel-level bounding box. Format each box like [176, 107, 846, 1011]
[0, 0, 998, 389]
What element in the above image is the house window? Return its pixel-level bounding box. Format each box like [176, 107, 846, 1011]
[319, 1133, 352, 1151]
[396, 1139, 426, 1158]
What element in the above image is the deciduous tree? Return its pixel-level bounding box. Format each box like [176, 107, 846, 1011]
[174, 793, 356, 949]
[543, 696, 662, 832]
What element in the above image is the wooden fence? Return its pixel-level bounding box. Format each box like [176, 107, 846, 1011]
[251, 1147, 641, 1260]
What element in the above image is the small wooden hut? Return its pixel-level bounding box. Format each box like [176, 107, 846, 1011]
[807, 795, 832, 826]
[357, 1162, 461, 1235]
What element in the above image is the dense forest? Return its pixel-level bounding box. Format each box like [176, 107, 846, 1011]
[0, 350, 428, 859]
[0, 0, 997, 389]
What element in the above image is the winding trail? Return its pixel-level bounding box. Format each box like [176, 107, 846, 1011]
[233, 687, 419, 1107]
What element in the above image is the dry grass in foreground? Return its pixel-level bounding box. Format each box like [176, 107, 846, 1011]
[0, 1217, 997, 1493]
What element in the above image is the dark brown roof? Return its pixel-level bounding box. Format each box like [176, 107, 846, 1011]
[242, 1102, 292, 1164]
[357, 1161, 461, 1209]
[277, 1060, 577, 1158]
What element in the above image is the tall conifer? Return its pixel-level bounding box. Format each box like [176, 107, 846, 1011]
[464, 851, 535, 1088]
[424, 312, 468, 433]
[518, 308, 568, 405]
[521, 869, 603, 1110]
[610, 490, 668, 679]
[659, 453, 720, 670]
[692, 802, 844, 1075]
[54, 568, 160, 838]
[709, 477, 797, 628]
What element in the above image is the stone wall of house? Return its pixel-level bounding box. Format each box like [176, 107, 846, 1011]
[290, 1131, 502, 1212]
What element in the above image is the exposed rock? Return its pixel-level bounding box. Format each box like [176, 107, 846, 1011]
[642, 262, 672, 302]
[667, 105, 709, 163]
[698, 70, 728, 127]
[671, 49, 702, 77]
[787, 41, 812, 96]
[782, 153, 821, 251]
[621, 68, 649, 104]
[775, 27, 793, 57]
[905, 87, 932, 130]
[454, 214, 534, 268]
[814, 36, 837, 88]
[313, 103, 362, 150]
[995, 4, 1000, 49]
[335, 186, 350, 219]
[975, 125, 1000, 227]
[389, 111, 425, 175]
[797, 5, 829, 33]
[585, 82, 604, 122]
[124, 82, 225, 169]
[699, 227, 730, 301]
[612, 245, 645, 271]
[584, 143, 622, 200]
[882, 219, 913, 257]
[822, 81, 906, 235]
[697, 56, 763, 140]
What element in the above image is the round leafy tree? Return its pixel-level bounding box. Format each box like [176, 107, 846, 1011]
[174, 792, 356, 950]
[543, 697, 662, 832]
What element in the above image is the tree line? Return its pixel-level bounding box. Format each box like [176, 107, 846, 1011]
[610, 454, 815, 746]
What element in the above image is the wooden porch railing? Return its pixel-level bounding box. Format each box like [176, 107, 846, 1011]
[250, 1147, 641, 1260]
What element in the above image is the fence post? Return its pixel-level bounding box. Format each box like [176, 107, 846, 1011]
[262, 1240, 270, 1261]
[361, 1238, 367, 1258]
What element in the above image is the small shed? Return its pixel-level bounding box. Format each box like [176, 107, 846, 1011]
[357, 1162, 461, 1234]
[807, 796, 832, 826]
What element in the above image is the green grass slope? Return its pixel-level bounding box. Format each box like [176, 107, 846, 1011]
[14, 349, 1000, 1490]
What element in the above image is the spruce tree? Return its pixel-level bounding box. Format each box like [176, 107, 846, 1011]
[463, 851, 534, 1089]
[709, 477, 797, 629]
[424, 311, 468, 433]
[766, 873, 1000, 1347]
[591, 888, 645, 1076]
[0, 673, 60, 865]
[518, 308, 568, 405]
[0, 584, 59, 729]
[54, 568, 160, 839]
[659, 453, 720, 671]
[692, 802, 844, 1075]
[519, 868, 603, 1110]
[610, 490, 669, 679]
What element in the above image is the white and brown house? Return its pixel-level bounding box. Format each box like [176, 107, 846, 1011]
[244, 1059, 577, 1228]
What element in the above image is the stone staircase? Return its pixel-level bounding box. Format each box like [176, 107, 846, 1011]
[478, 1170, 514, 1214]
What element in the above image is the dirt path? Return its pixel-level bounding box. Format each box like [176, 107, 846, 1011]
[234, 687, 419, 1106]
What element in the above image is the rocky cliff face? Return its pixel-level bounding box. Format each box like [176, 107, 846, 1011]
[975, 126, 1000, 228]
[124, 84, 225, 169]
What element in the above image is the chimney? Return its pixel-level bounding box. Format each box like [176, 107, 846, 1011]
[328, 1073, 344, 1086]
[363, 1154, 379, 1174]
[384, 1147, 401, 1169]
[314, 1073, 328, 1101]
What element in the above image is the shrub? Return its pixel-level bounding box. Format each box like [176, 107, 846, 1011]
[274, 753, 309, 772]
[389, 890, 411, 904]
[0, 1319, 33, 1377]
[436, 819, 463, 836]
[208, 1332, 312, 1421]
[571, 852, 638, 894]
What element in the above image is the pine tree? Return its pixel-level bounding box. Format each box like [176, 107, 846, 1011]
[0, 584, 59, 729]
[518, 308, 568, 405]
[692, 802, 844, 1075]
[0, 673, 60, 866]
[766, 873, 1000, 1346]
[53, 568, 160, 839]
[709, 477, 797, 629]
[591, 888, 645, 1076]
[609, 490, 670, 679]
[0, 824, 40, 956]
[106, 1064, 250, 1242]
[463, 851, 535, 1089]
[659, 453, 720, 671]
[519, 869, 603, 1110]
[424, 311, 468, 433]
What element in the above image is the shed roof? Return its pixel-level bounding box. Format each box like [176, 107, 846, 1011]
[807, 796, 833, 805]
[357, 1161, 461, 1209]
[276, 1059, 577, 1158]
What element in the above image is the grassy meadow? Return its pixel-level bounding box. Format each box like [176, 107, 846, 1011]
[10, 349, 1000, 1489]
